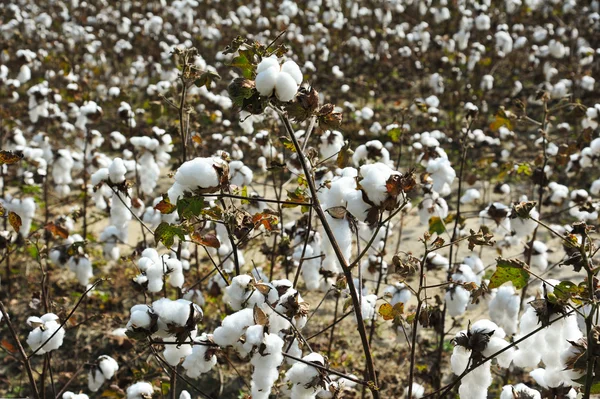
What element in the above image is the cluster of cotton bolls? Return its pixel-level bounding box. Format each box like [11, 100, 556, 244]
[92, 158, 133, 260]
[512, 282, 583, 393]
[130, 136, 161, 195]
[134, 248, 184, 293]
[26, 313, 65, 355]
[255, 56, 303, 102]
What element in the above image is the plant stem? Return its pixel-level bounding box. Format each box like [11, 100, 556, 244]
[0, 301, 40, 399]
[277, 108, 379, 398]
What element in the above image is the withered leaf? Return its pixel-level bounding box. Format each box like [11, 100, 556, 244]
[0, 150, 24, 165]
[45, 222, 69, 239]
[8, 212, 21, 233]
[191, 232, 220, 249]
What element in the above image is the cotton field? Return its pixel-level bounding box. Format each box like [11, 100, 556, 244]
[1, 0, 600, 398]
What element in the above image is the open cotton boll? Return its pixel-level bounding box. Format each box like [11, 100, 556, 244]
[26, 313, 65, 354]
[359, 294, 378, 321]
[511, 206, 539, 238]
[108, 157, 127, 183]
[256, 56, 279, 74]
[250, 333, 284, 399]
[229, 160, 253, 187]
[281, 60, 303, 84]
[460, 188, 480, 204]
[286, 352, 326, 399]
[89, 355, 119, 392]
[182, 333, 217, 378]
[358, 162, 401, 205]
[489, 285, 520, 335]
[321, 214, 352, 274]
[224, 275, 254, 310]
[67, 256, 93, 286]
[163, 333, 195, 365]
[500, 384, 541, 399]
[62, 393, 88, 399]
[445, 285, 471, 317]
[513, 306, 545, 368]
[319, 130, 345, 161]
[426, 157, 456, 194]
[167, 157, 224, 203]
[213, 308, 254, 347]
[385, 283, 412, 306]
[255, 65, 279, 96]
[127, 304, 154, 332]
[530, 241, 548, 270]
[275, 71, 299, 102]
[418, 193, 448, 225]
[403, 383, 425, 398]
[126, 381, 154, 399]
[152, 298, 202, 337]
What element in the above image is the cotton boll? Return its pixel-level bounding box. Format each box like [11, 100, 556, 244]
[460, 188, 481, 204]
[255, 65, 279, 96]
[89, 355, 119, 392]
[108, 158, 127, 183]
[213, 308, 254, 347]
[224, 275, 254, 310]
[530, 241, 548, 271]
[286, 353, 325, 398]
[167, 157, 224, 203]
[359, 294, 378, 321]
[126, 382, 154, 399]
[229, 160, 253, 187]
[250, 333, 284, 399]
[26, 313, 65, 355]
[275, 71, 299, 102]
[281, 60, 303, 84]
[67, 256, 93, 286]
[418, 193, 448, 225]
[319, 130, 344, 161]
[182, 334, 217, 378]
[62, 393, 88, 399]
[403, 383, 425, 398]
[500, 384, 541, 399]
[163, 335, 194, 366]
[256, 56, 279, 74]
[489, 285, 520, 335]
[445, 285, 471, 317]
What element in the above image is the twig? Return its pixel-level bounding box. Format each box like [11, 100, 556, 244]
[0, 302, 40, 399]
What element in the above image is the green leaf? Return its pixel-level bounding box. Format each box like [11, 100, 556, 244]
[388, 127, 403, 142]
[516, 163, 533, 176]
[194, 70, 221, 89]
[488, 258, 530, 289]
[154, 222, 186, 248]
[229, 53, 253, 79]
[428, 216, 445, 235]
[176, 196, 204, 219]
[240, 186, 250, 205]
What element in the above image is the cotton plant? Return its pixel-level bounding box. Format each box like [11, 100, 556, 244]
[133, 248, 184, 293]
